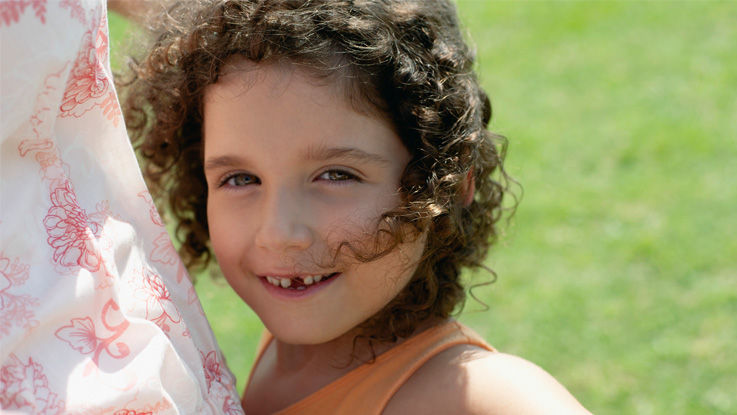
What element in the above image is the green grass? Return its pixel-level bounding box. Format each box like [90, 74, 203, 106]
[110, 2, 737, 414]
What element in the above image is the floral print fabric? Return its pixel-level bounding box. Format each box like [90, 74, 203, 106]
[0, 1, 243, 413]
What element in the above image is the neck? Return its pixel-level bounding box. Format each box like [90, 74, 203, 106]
[272, 327, 383, 378]
[242, 318, 447, 414]
[272, 317, 445, 377]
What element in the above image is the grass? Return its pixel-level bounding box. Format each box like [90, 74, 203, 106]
[109, 2, 737, 414]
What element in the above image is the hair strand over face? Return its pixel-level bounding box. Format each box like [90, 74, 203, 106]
[122, 0, 516, 346]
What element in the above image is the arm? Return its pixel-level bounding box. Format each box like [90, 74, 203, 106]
[107, 0, 171, 24]
[108, 0, 148, 21]
[385, 346, 592, 415]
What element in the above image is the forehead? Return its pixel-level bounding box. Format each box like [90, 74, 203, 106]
[202, 57, 407, 165]
[209, 56, 387, 121]
[213, 57, 329, 96]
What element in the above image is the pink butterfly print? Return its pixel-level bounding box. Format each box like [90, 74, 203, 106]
[54, 299, 130, 375]
[54, 317, 98, 354]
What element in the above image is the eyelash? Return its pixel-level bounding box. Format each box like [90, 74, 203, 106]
[219, 173, 260, 188]
[317, 169, 361, 183]
[217, 169, 361, 188]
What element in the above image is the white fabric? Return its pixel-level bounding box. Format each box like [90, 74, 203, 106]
[0, 1, 243, 413]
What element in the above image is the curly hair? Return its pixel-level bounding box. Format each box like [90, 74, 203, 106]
[122, 0, 513, 345]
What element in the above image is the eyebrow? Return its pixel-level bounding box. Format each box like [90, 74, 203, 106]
[303, 145, 390, 165]
[203, 146, 390, 172]
[203, 155, 246, 172]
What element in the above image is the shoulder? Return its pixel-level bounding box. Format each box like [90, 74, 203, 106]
[384, 346, 591, 415]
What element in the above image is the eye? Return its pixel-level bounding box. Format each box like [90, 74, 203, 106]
[317, 169, 360, 183]
[220, 173, 260, 187]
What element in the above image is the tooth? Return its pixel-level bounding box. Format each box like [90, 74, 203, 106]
[280, 278, 291, 288]
[266, 276, 278, 286]
[314, 274, 323, 282]
[303, 275, 314, 285]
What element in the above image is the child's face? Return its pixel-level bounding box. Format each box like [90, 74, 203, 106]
[203, 60, 425, 345]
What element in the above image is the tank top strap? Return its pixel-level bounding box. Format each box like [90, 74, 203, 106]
[274, 320, 494, 414]
[241, 329, 273, 403]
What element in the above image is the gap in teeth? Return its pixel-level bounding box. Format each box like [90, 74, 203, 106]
[265, 274, 329, 288]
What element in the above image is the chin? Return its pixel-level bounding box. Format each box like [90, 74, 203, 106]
[264, 317, 352, 346]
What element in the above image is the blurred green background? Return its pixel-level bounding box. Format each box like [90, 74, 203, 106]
[110, 2, 736, 414]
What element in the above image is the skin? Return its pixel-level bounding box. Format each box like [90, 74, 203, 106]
[203, 58, 591, 414]
[203, 59, 426, 413]
[107, 0, 164, 22]
[107, 0, 144, 20]
[384, 345, 592, 414]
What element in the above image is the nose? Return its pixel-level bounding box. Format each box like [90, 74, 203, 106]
[253, 187, 314, 252]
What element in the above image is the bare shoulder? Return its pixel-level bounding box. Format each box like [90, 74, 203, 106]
[383, 345, 592, 415]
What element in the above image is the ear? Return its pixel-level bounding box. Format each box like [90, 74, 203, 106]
[462, 169, 475, 207]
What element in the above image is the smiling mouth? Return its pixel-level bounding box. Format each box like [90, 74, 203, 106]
[261, 273, 340, 290]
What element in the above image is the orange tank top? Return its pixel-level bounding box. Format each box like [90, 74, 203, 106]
[243, 320, 495, 414]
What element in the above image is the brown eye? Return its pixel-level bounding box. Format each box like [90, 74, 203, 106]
[318, 170, 358, 182]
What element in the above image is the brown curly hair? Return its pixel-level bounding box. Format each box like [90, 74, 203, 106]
[122, 0, 513, 345]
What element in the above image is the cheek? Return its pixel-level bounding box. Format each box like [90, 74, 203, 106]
[393, 232, 427, 278]
[207, 199, 247, 263]
[354, 233, 427, 308]
[321, 187, 403, 236]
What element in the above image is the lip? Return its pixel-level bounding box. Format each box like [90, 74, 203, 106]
[258, 272, 341, 299]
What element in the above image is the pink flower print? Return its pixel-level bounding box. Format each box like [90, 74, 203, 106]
[54, 317, 98, 354]
[0, 0, 48, 26]
[0, 258, 11, 295]
[136, 268, 181, 332]
[222, 396, 244, 415]
[88, 200, 115, 240]
[17, 139, 70, 191]
[110, 398, 172, 414]
[43, 182, 103, 272]
[21, 144, 114, 286]
[137, 191, 164, 227]
[17, 138, 54, 159]
[151, 231, 190, 284]
[0, 254, 39, 336]
[188, 285, 199, 305]
[200, 350, 222, 392]
[59, 31, 109, 118]
[94, 12, 109, 63]
[60, 0, 85, 25]
[100, 90, 122, 126]
[0, 255, 30, 289]
[150, 232, 178, 267]
[0, 354, 65, 414]
[34, 150, 67, 180]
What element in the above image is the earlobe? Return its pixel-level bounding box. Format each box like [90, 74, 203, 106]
[462, 169, 475, 207]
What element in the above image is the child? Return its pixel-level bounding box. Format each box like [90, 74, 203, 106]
[124, 0, 591, 413]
